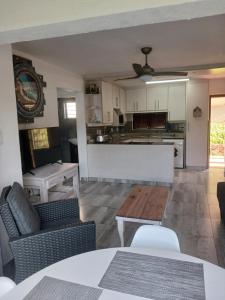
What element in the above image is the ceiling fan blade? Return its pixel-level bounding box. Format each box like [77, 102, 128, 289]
[152, 71, 188, 77]
[132, 64, 143, 76]
[114, 76, 138, 81]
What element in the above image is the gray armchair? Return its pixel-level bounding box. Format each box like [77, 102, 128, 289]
[0, 185, 96, 283]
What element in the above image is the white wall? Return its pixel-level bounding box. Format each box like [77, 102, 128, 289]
[13, 50, 89, 178]
[0, 45, 23, 191]
[186, 79, 209, 168]
[87, 144, 174, 183]
[0, 0, 223, 45]
[76, 92, 88, 178]
[0, 0, 213, 32]
[209, 78, 225, 95]
[13, 50, 84, 130]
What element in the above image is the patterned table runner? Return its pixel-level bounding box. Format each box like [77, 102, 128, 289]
[24, 276, 102, 300]
[99, 251, 205, 300]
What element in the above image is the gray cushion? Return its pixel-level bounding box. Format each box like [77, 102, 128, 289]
[6, 182, 40, 235]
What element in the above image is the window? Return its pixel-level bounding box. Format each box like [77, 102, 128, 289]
[64, 100, 76, 119]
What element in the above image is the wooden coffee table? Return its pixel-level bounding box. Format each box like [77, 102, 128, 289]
[116, 185, 170, 246]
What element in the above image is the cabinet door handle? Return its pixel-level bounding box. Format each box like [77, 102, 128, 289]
[133, 102, 135, 111]
[136, 102, 138, 111]
[154, 100, 156, 110]
[108, 112, 110, 122]
[158, 100, 159, 109]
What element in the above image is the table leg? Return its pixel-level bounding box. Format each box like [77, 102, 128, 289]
[117, 218, 124, 247]
[73, 174, 79, 199]
[40, 186, 48, 203]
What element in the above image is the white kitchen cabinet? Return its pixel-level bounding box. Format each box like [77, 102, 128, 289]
[85, 94, 103, 125]
[112, 85, 120, 109]
[147, 85, 168, 111]
[126, 88, 146, 112]
[119, 88, 126, 113]
[168, 83, 186, 121]
[102, 81, 113, 124]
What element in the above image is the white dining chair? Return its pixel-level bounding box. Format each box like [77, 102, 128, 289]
[0, 277, 16, 298]
[130, 225, 181, 252]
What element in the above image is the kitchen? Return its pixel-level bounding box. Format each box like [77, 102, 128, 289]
[85, 79, 187, 185]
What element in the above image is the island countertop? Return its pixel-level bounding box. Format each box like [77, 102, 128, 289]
[88, 138, 175, 145]
[86, 143, 174, 184]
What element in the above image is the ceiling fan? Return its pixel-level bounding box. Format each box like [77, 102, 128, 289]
[115, 47, 188, 82]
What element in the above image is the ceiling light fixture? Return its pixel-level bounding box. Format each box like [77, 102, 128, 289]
[139, 74, 152, 82]
[145, 78, 189, 85]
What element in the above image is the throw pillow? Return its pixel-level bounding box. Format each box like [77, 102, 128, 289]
[6, 182, 40, 234]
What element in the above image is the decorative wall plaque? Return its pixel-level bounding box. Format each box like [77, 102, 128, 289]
[193, 106, 202, 118]
[13, 55, 46, 123]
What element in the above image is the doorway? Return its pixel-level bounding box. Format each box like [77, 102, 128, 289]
[209, 95, 225, 168]
[57, 97, 78, 163]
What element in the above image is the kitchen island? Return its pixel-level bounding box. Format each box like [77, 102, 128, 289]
[86, 142, 174, 185]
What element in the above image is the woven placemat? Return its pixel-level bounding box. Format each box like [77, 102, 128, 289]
[24, 276, 102, 300]
[99, 251, 205, 300]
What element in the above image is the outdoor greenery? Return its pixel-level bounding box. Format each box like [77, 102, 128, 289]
[210, 123, 225, 145]
[210, 123, 225, 156]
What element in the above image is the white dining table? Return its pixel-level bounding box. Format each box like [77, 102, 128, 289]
[2, 247, 225, 300]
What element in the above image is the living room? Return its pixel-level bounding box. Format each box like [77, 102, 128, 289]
[1, 1, 225, 299]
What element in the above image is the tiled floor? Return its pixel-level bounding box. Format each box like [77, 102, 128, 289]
[77, 168, 225, 268]
[209, 155, 224, 168]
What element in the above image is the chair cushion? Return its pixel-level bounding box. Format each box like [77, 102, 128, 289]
[41, 217, 82, 230]
[6, 182, 40, 235]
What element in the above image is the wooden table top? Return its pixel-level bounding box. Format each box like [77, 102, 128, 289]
[116, 185, 169, 221]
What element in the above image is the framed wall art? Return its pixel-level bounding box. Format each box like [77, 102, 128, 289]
[13, 55, 47, 123]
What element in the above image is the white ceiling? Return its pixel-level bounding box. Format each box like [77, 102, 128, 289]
[13, 14, 225, 81]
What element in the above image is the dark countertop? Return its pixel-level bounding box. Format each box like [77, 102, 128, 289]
[87, 132, 185, 145]
[88, 140, 174, 145]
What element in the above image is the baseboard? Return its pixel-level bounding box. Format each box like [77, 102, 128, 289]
[81, 177, 172, 187]
[186, 166, 208, 171]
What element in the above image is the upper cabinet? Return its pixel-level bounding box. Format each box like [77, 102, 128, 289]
[125, 83, 186, 120]
[85, 81, 126, 126]
[112, 85, 120, 109]
[102, 81, 113, 124]
[85, 80, 186, 126]
[126, 88, 147, 112]
[168, 83, 186, 121]
[85, 94, 103, 125]
[147, 85, 168, 111]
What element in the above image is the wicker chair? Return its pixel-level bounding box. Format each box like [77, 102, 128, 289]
[0, 187, 96, 283]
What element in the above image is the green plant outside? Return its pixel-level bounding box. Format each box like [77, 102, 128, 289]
[210, 123, 225, 144]
[210, 123, 225, 156]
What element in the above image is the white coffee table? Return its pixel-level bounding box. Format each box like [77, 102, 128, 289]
[23, 163, 79, 202]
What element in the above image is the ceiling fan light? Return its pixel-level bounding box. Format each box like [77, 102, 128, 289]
[145, 78, 189, 84]
[139, 74, 152, 82]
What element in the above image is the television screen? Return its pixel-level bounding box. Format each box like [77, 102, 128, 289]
[19, 127, 61, 174]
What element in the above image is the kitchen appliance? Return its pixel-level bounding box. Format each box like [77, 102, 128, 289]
[133, 112, 167, 130]
[115, 47, 188, 82]
[119, 114, 125, 126]
[163, 139, 184, 168]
